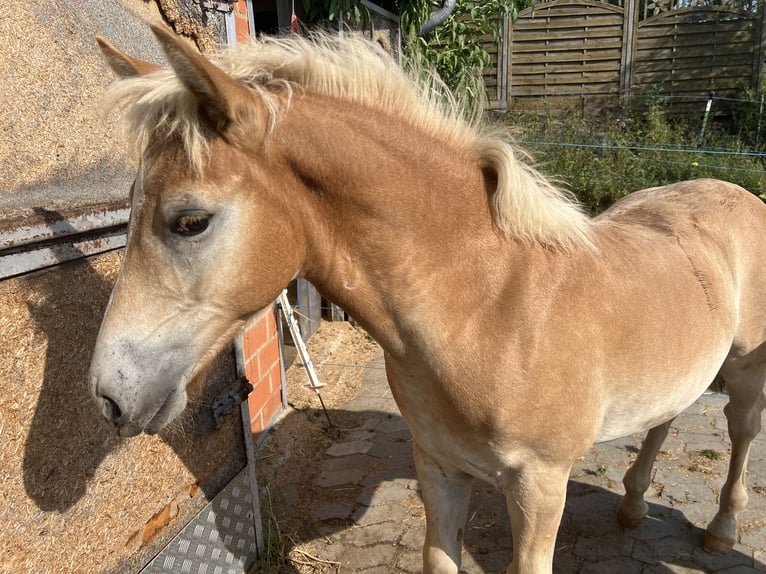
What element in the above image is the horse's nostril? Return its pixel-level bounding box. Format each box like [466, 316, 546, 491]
[102, 396, 122, 422]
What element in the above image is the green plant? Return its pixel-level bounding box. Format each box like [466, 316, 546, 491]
[302, 1, 525, 107]
[302, 0, 372, 29]
[401, 1, 519, 106]
[701, 449, 723, 461]
[248, 487, 288, 573]
[494, 101, 766, 213]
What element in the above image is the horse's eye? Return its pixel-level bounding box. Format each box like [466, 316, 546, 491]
[172, 212, 211, 237]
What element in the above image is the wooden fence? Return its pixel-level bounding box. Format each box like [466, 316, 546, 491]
[488, 0, 766, 111]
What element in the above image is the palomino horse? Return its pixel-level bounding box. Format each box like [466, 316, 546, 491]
[90, 26, 766, 574]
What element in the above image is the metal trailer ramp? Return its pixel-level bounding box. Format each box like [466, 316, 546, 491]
[141, 466, 259, 574]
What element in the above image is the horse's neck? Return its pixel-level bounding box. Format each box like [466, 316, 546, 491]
[278, 96, 506, 355]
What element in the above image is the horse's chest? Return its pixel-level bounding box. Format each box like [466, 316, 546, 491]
[384, 358, 509, 483]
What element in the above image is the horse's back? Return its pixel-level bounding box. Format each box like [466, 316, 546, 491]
[599, 178, 764, 233]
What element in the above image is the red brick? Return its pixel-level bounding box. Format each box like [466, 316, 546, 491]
[261, 388, 283, 427]
[244, 354, 260, 381]
[244, 320, 267, 354]
[266, 309, 276, 334]
[235, 0, 250, 42]
[257, 339, 281, 379]
[247, 377, 271, 416]
[251, 410, 265, 434]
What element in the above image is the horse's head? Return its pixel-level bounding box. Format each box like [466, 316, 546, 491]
[90, 27, 305, 436]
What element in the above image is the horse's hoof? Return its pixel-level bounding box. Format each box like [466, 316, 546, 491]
[616, 508, 645, 529]
[702, 530, 735, 554]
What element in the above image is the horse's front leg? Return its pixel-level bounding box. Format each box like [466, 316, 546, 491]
[617, 419, 673, 527]
[413, 442, 474, 574]
[503, 460, 571, 574]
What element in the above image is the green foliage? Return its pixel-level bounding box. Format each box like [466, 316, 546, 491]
[302, 1, 527, 106]
[702, 449, 723, 461]
[401, 1, 518, 105]
[248, 487, 288, 573]
[494, 102, 766, 213]
[302, 0, 372, 29]
[728, 80, 766, 150]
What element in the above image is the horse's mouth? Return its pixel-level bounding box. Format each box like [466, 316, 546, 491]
[143, 390, 182, 435]
[114, 390, 183, 437]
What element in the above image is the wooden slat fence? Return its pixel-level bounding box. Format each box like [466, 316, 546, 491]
[634, 7, 760, 101]
[488, 0, 766, 111]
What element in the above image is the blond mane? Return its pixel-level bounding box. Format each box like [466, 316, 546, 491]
[105, 32, 592, 248]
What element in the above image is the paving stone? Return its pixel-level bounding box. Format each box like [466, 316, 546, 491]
[398, 520, 425, 550]
[373, 417, 410, 433]
[352, 502, 409, 526]
[367, 440, 413, 461]
[675, 414, 720, 432]
[359, 467, 416, 487]
[632, 535, 696, 564]
[643, 561, 705, 574]
[552, 551, 583, 574]
[332, 543, 398, 570]
[464, 548, 513, 573]
[717, 566, 764, 574]
[314, 468, 364, 487]
[692, 545, 755, 571]
[268, 345, 766, 573]
[574, 533, 633, 561]
[580, 556, 643, 574]
[394, 548, 421, 573]
[326, 440, 373, 457]
[337, 521, 401, 547]
[346, 427, 379, 441]
[625, 512, 686, 541]
[313, 501, 354, 521]
[356, 482, 414, 507]
[742, 523, 766, 551]
[319, 452, 376, 472]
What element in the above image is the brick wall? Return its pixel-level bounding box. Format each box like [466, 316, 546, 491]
[240, 305, 284, 438]
[233, 0, 250, 43]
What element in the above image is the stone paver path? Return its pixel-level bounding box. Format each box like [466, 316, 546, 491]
[274, 352, 766, 573]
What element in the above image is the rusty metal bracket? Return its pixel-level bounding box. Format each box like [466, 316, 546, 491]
[212, 376, 253, 429]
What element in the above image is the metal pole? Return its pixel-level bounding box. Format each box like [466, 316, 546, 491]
[697, 91, 714, 149]
[277, 290, 333, 427]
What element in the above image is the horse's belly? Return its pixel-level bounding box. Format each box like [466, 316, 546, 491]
[595, 362, 723, 443]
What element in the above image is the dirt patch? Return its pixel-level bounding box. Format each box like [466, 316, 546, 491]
[687, 450, 728, 475]
[284, 321, 380, 412]
[253, 320, 382, 573]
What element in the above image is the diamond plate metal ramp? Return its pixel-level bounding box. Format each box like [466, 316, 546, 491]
[141, 467, 259, 574]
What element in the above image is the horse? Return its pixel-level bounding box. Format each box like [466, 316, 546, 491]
[90, 26, 766, 574]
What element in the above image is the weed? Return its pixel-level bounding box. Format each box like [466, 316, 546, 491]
[249, 487, 288, 574]
[701, 449, 723, 461]
[492, 102, 766, 213]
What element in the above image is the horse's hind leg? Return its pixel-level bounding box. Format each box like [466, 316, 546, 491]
[703, 366, 766, 553]
[617, 419, 673, 528]
[413, 442, 474, 574]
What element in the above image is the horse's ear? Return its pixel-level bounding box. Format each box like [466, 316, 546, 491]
[150, 24, 267, 149]
[96, 37, 162, 77]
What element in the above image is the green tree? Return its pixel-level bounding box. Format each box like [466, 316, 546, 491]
[302, 1, 526, 105]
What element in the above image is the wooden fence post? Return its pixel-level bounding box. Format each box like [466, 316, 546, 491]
[296, 278, 322, 340]
[753, 0, 766, 94]
[620, 0, 638, 101]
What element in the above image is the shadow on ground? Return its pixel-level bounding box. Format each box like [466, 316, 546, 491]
[253, 402, 766, 574]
